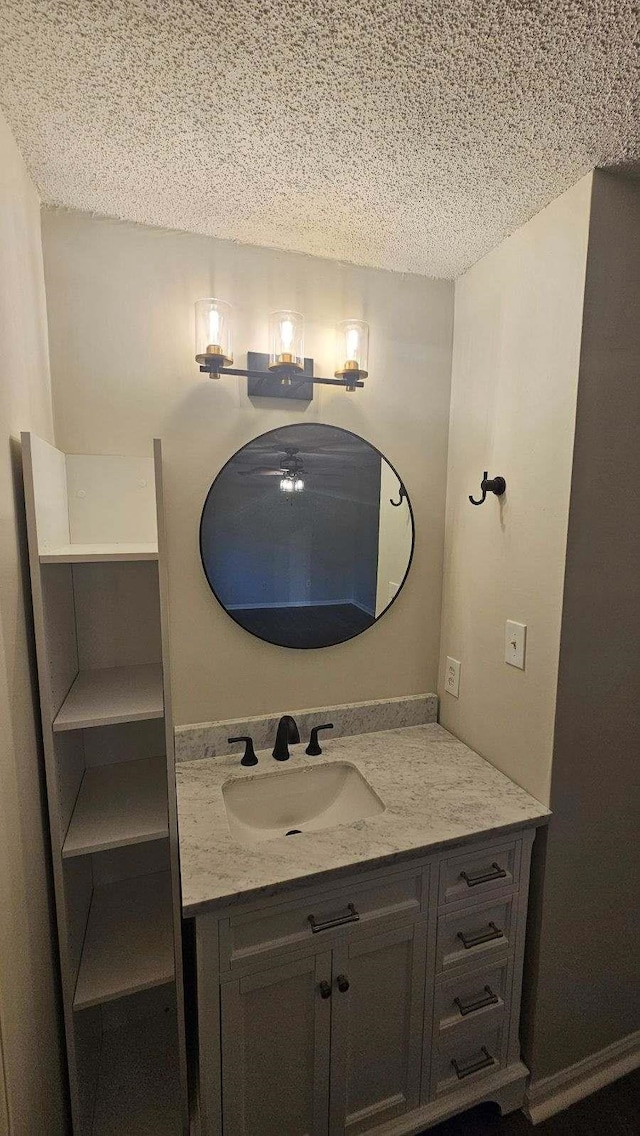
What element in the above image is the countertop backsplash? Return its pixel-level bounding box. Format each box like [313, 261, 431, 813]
[174, 692, 438, 762]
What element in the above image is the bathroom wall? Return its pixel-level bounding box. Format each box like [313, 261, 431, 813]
[439, 167, 640, 1092]
[525, 169, 640, 1083]
[438, 174, 593, 806]
[42, 211, 454, 724]
[0, 113, 66, 1134]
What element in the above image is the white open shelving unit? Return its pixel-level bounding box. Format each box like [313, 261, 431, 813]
[53, 663, 165, 732]
[22, 433, 188, 1135]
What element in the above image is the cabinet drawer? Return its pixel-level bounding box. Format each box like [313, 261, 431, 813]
[436, 895, 514, 972]
[434, 958, 512, 1035]
[220, 867, 427, 971]
[439, 840, 519, 906]
[432, 1021, 506, 1097]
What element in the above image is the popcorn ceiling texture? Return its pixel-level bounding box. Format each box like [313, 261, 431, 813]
[0, 1, 638, 277]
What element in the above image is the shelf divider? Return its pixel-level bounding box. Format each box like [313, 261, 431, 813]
[40, 542, 158, 563]
[63, 757, 169, 858]
[53, 663, 164, 732]
[73, 872, 175, 1010]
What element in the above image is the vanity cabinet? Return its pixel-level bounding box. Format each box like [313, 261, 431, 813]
[221, 953, 332, 1136]
[194, 828, 537, 1136]
[220, 924, 426, 1136]
[330, 922, 427, 1133]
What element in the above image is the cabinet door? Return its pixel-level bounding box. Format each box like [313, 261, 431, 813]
[221, 952, 332, 1136]
[329, 922, 427, 1135]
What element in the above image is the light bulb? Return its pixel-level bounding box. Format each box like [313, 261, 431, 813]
[280, 318, 294, 351]
[208, 307, 221, 346]
[280, 476, 294, 492]
[345, 327, 360, 363]
[294, 478, 305, 492]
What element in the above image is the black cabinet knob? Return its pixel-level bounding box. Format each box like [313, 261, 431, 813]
[318, 981, 332, 1000]
[336, 974, 350, 993]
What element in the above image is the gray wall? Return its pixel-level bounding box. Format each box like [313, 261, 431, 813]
[0, 112, 66, 1134]
[438, 175, 592, 806]
[524, 170, 640, 1080]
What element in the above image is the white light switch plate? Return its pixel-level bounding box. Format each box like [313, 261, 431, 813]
[445, 657, 461, 698]
[505, 621, 527, 669]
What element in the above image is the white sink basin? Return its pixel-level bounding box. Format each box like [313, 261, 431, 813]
[222, 761, 385, 845]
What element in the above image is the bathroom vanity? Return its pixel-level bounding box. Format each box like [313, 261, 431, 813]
[177, 723, 548, 1136]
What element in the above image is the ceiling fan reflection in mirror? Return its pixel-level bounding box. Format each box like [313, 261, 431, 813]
[237, 448, 306, 493]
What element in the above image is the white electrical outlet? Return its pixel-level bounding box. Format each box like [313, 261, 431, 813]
[505, 621, 527, 669]
[445, 657, 461, 698]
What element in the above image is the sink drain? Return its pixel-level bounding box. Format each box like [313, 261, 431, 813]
[285, 828, 302, 836]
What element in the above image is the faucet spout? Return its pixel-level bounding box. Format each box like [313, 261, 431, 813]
[273, 715, 300, 761]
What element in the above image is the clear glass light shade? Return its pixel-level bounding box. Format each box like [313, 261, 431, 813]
[335, 319, 369, 378]
[269, 310, 304, 371]
[195, 298, 233, 366]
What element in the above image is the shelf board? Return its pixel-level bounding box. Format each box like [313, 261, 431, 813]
[53, 664, 164, 732]
[92, 1009, 181, 1135]
[74, 872, 175, 1010]
[40, 542, 158, 563]
[63, 757, 169, 858]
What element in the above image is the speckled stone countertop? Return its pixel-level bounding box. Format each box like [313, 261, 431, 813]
[176, 723, 549, 917]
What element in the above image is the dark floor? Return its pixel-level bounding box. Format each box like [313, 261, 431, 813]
[231, 602, 375, 648]
[422, 1070, 640, 1135]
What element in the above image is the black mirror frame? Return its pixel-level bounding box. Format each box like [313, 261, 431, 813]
[198, 423, 416, 651]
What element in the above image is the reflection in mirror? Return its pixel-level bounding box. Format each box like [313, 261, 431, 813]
[200, 424, 414, 649]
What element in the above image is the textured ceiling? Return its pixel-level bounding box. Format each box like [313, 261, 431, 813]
[0, 1, 638, 277]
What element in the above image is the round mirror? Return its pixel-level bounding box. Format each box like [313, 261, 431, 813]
[200, 423, 414, 649]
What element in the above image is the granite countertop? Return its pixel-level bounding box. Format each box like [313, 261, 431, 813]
[176, 723, 549, 916]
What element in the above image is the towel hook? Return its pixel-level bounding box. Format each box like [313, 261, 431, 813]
[469, 472, 506, 506]
[390, 483, 408, 508]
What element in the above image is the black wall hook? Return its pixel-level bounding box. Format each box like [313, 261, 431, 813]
[390, 484, 408, 507]
[469, 472, 506, 506]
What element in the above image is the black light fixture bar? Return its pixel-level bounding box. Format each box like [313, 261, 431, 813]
[199, 350, 364, 399]
[199, 364, 364, 388]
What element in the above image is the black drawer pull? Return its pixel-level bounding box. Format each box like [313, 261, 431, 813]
[454, 985, 499, 1016]
[451, 1046, 495, 1080]
[457, 921, 503, 949]
[308, 903, 359, 934]
[460, 862, 507, 887]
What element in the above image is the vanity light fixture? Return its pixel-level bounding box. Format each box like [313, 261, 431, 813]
[194, 299, 368, 398]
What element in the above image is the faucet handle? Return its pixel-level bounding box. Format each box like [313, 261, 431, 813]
[305, 723, 334, 756]
[228, 736, 258, 767]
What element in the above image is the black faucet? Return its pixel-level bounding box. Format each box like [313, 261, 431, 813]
[228, 735, 258, 767]
[272, 715, 300, 761]
[305, 722, 334, 756]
